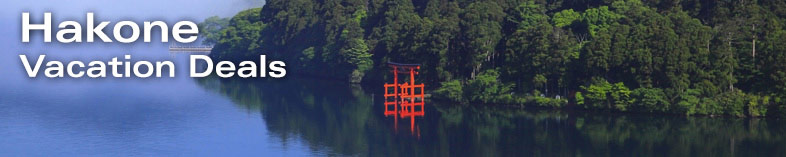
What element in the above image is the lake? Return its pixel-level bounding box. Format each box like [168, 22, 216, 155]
[0, 46, 785, 156]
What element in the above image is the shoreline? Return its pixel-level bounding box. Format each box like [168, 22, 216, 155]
[219, 74, 777, 119]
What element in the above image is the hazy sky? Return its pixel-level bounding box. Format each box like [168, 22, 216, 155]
[0, 0, 265, 22]
[0, 0, 266, 71]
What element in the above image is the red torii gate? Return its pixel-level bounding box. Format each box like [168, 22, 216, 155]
[384, 62, 425, 133]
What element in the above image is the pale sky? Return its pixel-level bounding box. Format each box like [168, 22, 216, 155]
[0, 0, 265, 22]
[0, 0, 266, 44]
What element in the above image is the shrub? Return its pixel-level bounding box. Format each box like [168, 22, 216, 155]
[747, 95, 769, 117]
[434, 70, 515, 104]
[696, 97, 721, 115]
[609, 82, 632, 111]
[575, 91, 585, 105]
[580, 79, 632, 111]
[434, 80, 465, 102]
[580, 79, 611, 109]
[465, 70, 514, 104]
[533, 96, 567, 108]
[676, 89, 701, 115]
[631, 88, 669, 112]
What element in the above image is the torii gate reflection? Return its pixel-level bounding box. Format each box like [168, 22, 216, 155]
[383, 62, 425, 135]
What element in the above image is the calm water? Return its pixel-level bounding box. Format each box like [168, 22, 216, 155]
[1, 50, 786, 156]
[0, 13, 784, 157]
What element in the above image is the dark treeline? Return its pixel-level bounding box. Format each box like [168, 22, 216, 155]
[202, 0, 786, 117]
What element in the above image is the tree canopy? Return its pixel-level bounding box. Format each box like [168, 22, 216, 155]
[205, 0, 786, 117]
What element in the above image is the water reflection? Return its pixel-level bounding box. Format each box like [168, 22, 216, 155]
[383, 63, 426, 134]
[195, 77, 786, 156]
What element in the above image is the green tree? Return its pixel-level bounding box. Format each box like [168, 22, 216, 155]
[553, 9, 580, 28]
[210, 8, 265, 61]
[631, 88, 669, 112]
[198, 16, 230, 45]
[459, 1, 504, 79]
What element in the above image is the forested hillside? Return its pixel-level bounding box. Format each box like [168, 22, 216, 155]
[204, 0, 786, 117]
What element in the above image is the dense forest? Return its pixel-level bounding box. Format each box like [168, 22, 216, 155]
[200, 0, 786, 117]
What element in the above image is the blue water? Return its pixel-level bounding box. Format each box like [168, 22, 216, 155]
[0, 3, 316, 155]
[1, 3, 786, 156]
[0, 46, 313, 156]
